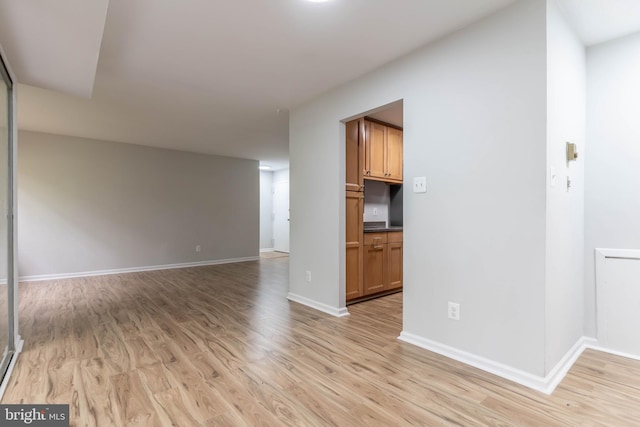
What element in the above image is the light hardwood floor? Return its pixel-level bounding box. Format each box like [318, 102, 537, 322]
[3, 257, 640, 426]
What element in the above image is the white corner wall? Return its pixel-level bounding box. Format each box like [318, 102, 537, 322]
[18, 131, 259, 278]
[273, 168, 289, 185]
[290, 0, 548, 376]
[544, 0, 586, 371]
[260, 170, 274, 250]
[585, 31, 640, 336]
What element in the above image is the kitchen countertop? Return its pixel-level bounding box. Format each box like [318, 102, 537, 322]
[363, 226, 403, 233]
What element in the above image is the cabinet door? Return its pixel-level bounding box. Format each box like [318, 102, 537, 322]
[345, 119, 363, 192]
[386, 127, 403, 182]
[365, 121, 386, 180]
[387, 242, 403, 290]
[346, 191, 364, 300]
[364, 241, 386, 295]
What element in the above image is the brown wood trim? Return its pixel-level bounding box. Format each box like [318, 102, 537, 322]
[363, 116, 403, 131]
[364, 176, 403, 184]
[347, 288, 402, 305]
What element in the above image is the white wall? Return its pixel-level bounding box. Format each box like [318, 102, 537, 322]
[585, 31, 640, 336]
[259, 170, 274, 250]
[272, 168, 289, 253]
[273, 168, 289, 185]
[544, 0, 586, 371]
[363, 180, 389, 225]
[290, 0, 548, 375]
[18, 131, 259, 278]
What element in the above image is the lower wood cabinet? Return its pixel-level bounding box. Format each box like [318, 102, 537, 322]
[364, 233, 387, 295]
[361, 231, 403, 298]
[387, 233, 403, 291]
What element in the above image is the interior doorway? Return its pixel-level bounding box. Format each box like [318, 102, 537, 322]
[344, 100, 404, 309]
[273, 172, 290, 253]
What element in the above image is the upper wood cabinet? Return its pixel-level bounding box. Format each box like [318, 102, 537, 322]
[386, 127, 403, 182]
[345, 120, 364, 192]
[365, 121, 387, 180]
[363, 119, 403, 183]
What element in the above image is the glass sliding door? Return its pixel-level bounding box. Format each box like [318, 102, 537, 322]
[0, 44, 18, 393]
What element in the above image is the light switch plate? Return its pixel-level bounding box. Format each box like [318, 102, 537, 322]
[413, 176, 427, 193]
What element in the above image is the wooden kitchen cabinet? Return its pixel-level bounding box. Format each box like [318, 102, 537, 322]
[386, 127, 403, 182]
[363, 119, 403, 183]
[361, 231, 403, 298]
[345, 119, 364, 192]
[345, 116, 403, 304]
[386, 231, 403, 290]
[363, 232, 387, 295]
[364, 121, 387, 180]
[345, 191, 364, 300]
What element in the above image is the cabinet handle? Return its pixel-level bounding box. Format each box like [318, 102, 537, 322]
[373, 245, 383, 250]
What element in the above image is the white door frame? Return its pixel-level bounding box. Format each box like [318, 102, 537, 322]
[273, 178, 289, 253]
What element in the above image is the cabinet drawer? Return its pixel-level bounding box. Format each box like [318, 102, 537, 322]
[364, 233, 387, 246]
[387, 231, 403, 243]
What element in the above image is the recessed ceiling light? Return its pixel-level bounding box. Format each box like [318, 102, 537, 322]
[307, 0, 331, 3]
[259, 165, 272, 170]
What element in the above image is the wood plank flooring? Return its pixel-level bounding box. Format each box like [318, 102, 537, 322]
[3, 257, 640, 426]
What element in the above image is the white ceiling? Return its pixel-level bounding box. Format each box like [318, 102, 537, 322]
[367, 100, 404, 128]
[1, 0, 639, 170]
[557, 0, 640, 46]
[0, 0, 108, 97]
[0, 0, 519, 170]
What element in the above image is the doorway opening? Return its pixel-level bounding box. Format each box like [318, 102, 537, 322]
[344, 100, 404, 311]
[259, 167, 290, 256]
[272, 171, 290, 253]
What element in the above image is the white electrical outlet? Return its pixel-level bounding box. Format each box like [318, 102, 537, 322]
[195, 245, 201, 252]
[448, 302, 460, 320]
[305, 270, 312, 283]
[373, 208, 378, 216]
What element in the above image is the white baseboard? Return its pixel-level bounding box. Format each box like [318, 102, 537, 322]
[287, 292, 349, 317]
[585, 343, 640, 362]
[398, 332, 596, 395]
[544, 336, 597, 394]
[19, 256, 260, 282]
[259, 248, 275, 253]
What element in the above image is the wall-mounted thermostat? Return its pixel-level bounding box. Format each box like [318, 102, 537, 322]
[566, 142, 578, 163]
